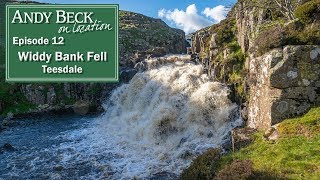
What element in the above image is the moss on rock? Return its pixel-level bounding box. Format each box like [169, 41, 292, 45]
[294, 0, 320, 24]
[180, 148, 221, 180]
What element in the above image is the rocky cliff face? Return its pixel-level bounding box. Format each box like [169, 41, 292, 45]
[248, 46, 320, 129]
[119, 11, 186, 67]
[191, 0, 320, 130]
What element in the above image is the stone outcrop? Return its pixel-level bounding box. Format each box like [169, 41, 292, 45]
[20, 83, 117, 114]
[191, 27, 210, 56]
[248, 45, 320, 129]
[190, 0, 320, 130]
[72, 100, 90, 115]
[231, 127, 256, 151]
[120, 11, 186, 67]
[234, 1, 264, 53]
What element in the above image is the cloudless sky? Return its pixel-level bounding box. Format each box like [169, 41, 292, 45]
[35, 0, 236, 18]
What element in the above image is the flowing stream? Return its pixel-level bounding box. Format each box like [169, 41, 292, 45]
[0, 55, 242, 179]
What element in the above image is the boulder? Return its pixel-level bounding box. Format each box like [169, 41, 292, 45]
[0, 143, 15, 153]
[120, 68, 137, 83]
[214, 160, 254, 180]
[263, 125, 279, 141]
[248, 46, 320, 130]
[72, 101, 90, 115]
[231, 127, 256, 152]
[53, 165, 64, 171]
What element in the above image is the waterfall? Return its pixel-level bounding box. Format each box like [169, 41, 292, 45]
[92, 55, 242, 178]
[0, 55, 242, 179]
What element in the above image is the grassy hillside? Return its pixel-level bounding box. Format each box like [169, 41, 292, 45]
[181, 107, 320, 179]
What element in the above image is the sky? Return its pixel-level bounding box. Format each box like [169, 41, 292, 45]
[33, 0, 237, 34]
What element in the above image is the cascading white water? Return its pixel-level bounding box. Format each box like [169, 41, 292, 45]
[87, 55, 242, 178]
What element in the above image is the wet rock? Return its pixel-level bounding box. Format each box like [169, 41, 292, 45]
[72, 101, 90, 115]
[1, 143, 15, 152]
[149, 171, 178, 180]
[53, 165, 64, 171]
[5, 112, 14, 121]
[221, 132, 233, 152]
[147, 47, 168, 57]
[1, 112, 14, 128]
[179, 151, 193, 160]
[231, 128, 256, 152]
[120, 68, 137, 83]
[134, 61, 146, 72]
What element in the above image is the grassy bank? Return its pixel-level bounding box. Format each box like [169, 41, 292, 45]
[181, 107, 320, 179]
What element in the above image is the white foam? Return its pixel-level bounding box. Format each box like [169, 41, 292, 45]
[56, 60, 242, 179]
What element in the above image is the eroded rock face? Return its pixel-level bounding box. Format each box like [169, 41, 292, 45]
[119, 11, 186, 67]
[191, 27, 210, 56]
[234, 1, 266, 53]
[72, 101, 90, 115]
[248, 46, 320, 130]
[18, 83, 112, 114]
[21, 85, 46, 105]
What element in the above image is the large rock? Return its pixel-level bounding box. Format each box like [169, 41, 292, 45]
[231, 127, 256, 151]
[248, 45, 320, 130]
[72, 101, 90, 115]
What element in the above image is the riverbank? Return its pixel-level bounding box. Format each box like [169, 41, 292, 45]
[0, 102, 104, 131]
[181, 107, 320, 179]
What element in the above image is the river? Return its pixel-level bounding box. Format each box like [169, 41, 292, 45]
[0, 55, 242, 179]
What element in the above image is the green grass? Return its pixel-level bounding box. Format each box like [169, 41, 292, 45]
[221, 107, 320, 179]
[181, 108, 320, 179]
[277, 108, 320, 137]
[1, 101, 36, 115]
[0, 52, 31, 116]
[294, 0, 320, 24]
